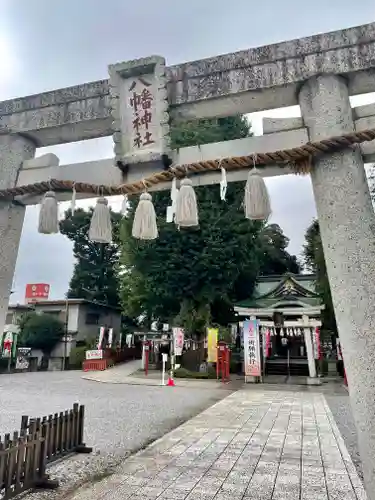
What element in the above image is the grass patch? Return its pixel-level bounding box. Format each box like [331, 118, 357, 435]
[174, 367, 217, 379]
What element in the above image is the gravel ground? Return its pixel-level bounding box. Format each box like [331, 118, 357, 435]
[325, 394, 363, 479]
[0, 372, 363, 498]
[0, 370, 227, 499]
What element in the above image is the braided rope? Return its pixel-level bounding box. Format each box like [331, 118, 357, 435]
[1, 128, 374, 200]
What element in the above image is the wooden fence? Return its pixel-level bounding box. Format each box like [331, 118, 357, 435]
[0, 403, 91, 499]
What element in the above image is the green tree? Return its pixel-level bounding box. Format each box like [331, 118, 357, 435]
[170, 116, 250, 148]
[303, 219, 337, 334]
[119, 116, 299, 334]
[60, 207, 122, 307]
[17, 313, 65, 356]
[258, 224, 301, 275]
[120, 181, 266, 329]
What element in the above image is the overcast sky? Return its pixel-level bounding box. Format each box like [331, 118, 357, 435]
[1, 0, 374, 303]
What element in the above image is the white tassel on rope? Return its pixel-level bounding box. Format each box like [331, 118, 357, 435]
[220, 164, 227, 201]
[132, 192, 158, 240]
[38, 190, 59, 234]
[89, 197, 112, 244]
[244, 155, 271, 220]
[175, 178, 199, 228]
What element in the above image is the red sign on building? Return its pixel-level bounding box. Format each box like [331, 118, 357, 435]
[25, 283, 50, 304]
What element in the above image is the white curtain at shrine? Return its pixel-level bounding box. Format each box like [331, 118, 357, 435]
[259, 326, 314, 337]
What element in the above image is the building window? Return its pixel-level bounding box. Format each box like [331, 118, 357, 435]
[5, 313, 14, 325]
[45, 311, 61, 318]
[85, 313, 100, 325]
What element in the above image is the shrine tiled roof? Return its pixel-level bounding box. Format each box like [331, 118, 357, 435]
[235, 273, 320, 309]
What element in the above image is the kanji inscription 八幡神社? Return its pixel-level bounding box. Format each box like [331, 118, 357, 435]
[108, 56, 170, 170]
[129, 79, 155, 149]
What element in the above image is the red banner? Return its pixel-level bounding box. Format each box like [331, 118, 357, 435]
[315, 327, 322, 360]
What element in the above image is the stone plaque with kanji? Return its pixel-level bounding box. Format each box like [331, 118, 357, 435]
[109, 56, 170, 167]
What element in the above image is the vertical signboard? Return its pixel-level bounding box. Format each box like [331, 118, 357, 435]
[1, 329, 17, 357]
[16, 347, 31, 370]
[108, 328, 114, 348]
[207, 328, 218, 363]
[243, 319, 261, 378]
[173, 328, 184, 356]
[97, 326, 105, 350]
[262, 328, 271, 359]
[313, 327, 321, 360]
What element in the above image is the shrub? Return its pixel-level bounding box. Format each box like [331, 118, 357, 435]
[18, 313, 64, 355]
[69, 345, 87, 369]
[174, 366, 217, 379]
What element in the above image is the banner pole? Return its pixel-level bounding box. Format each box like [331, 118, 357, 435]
[161, 354, 166, 386]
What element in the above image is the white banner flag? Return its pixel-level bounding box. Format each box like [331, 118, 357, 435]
[173, 327, 184, 356]
[243, 319, 261, 377]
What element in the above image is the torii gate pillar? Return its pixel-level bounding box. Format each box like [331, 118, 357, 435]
[300, 74, 375, 494]
[0, 135, 36, 336]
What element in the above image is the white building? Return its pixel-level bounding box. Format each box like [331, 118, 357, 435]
[6, 299, 122, 370]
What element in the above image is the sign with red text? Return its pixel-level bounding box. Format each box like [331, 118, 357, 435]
[313, 327, 322, 360]
[86, 350, 103, 360]
[243, 319, 261, 377]
[25, 283, 50, 304]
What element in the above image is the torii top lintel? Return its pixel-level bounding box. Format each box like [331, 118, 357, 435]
[1, 22, 375, 149]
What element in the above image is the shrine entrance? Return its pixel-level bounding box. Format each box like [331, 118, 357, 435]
[234, 273, 324, 383]
[1, 22, 375, 498]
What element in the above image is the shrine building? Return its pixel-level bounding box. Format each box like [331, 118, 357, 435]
[234, 273, 324, 377]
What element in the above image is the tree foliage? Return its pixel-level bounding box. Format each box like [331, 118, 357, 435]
[120, 181, 264, 327]
[258, 224, 301, 276]
[119, 116, 300, 333]
[170, 116, 250, 148]
[17, 313, 65, 354]
[303, 219, 337, 334]
[60, 208, 122, 307]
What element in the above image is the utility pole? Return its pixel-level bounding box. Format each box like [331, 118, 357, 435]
[62, 297, 69, 371]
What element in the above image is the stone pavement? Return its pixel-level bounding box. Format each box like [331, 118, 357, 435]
[69, 390, 367, 500]
[82, 362, 235, 390]
[82, 359, 141, 383]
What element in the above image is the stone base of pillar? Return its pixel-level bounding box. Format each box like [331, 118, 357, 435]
[306, 377, 322, 386]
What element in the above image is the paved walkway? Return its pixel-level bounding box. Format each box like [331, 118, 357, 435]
[82, 362, 235, 390]
[68, 389, 366, 500]
[82, 359, 142, 382]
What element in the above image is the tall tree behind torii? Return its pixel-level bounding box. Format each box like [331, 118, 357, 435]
[60, 208, 122, 308]
[119, 116, 300, 333]
[303, 219, 337, 336]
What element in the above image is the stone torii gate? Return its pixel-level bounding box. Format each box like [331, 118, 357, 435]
[2, 21, 375, 495]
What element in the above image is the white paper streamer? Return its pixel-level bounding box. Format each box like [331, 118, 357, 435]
[121, 194, 128, 215]
[220, 167, 227, 201]
[70, 185, 76, 215]
[167, 178, 179, 222]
